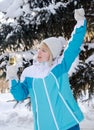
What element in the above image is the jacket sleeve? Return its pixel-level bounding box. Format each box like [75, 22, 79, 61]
[62, 19, 87, 72]
[10, 78, 29, 101]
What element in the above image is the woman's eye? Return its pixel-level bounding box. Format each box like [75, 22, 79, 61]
[42, 49, 46, 52]
[41, 48, 47, 52]
[38, 47, 47, 53]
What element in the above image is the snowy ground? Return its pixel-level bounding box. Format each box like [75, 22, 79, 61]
[0, 93, 94, 130]
[79, 98, 94, 130]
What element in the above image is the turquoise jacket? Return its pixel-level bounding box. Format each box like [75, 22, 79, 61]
[10, 19, 87, 130]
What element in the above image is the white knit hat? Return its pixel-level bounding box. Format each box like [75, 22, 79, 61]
[42, 36, 67, 58]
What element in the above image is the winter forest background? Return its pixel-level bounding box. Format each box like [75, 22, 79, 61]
[0, 0, 94, 130]
[0, 0, 94, 99]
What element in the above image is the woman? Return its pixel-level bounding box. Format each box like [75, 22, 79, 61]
[7, 8, 87, 130]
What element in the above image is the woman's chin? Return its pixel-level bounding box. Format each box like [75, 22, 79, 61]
[37, 59, 42, 63]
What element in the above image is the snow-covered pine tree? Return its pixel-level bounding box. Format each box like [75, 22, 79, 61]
[70, 43, 94, 100]
[0, 0, 94, 53]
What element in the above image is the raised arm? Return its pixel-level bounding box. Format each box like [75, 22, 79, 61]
[62, 8, 87, 72]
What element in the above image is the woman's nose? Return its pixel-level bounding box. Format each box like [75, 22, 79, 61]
[38, 49, 41, 55]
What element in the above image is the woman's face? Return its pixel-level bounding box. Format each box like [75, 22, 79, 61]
[37, 43, 51, 63]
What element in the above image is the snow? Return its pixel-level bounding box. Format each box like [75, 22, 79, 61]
[78, 98, 94, 130]
[86, 54, 94, 64]
[0, 92, 94, 130]
[0, 93, 34, 130]
[0, 0, 67, 19]
[0, 0, 94, 129]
